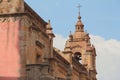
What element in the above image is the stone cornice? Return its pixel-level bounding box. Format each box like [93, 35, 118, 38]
[0, 2, 48, 28]
[29, 25, 49, 38]
[53, 49, 70, 66]
[0, 13, 26, 17]
[24, 2, 47, 27]
[0, 13, 26, 22]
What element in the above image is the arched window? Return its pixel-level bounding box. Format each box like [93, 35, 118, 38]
[74, 52, 82, 62]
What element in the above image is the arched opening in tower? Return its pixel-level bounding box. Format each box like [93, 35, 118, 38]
[74, 52, 82, 63]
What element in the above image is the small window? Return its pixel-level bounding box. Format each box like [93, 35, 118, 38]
[36, 53, 41, 63]
[35, 40, 45, 48]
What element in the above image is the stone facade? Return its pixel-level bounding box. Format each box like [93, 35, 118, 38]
[0, 0, 97, 80]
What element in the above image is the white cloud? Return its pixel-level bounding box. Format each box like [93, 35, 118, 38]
[53, 34, 68, 51]
[53, 34, 120, 80]
[90, 35, 120, 80]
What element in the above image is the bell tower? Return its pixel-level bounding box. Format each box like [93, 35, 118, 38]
[63, 5, 97, 80]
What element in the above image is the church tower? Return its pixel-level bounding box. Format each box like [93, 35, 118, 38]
[63, 5, 97, 80]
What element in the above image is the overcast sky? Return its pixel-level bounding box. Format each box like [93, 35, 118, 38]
[25, 0, 120, 80]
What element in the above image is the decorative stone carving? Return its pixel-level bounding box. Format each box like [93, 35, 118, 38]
[13, 16, 22, 22]
[0, 0, 24, 14]
[36, 40, 45, 48]
[0, 16, 22, 23]
[0, 17, 9, 22]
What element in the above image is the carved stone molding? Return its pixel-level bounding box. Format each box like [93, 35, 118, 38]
[0, 0, 24, 13]
[0, 16, 23, 22]
[0, 17, 9, 22]
[12, 16, 22, 22]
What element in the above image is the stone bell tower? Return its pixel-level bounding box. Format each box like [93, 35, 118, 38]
[63, 6, 97, 80]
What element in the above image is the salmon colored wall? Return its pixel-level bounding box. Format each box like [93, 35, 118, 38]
[0, 77, 18, 80]
[0, 19, 21, 77]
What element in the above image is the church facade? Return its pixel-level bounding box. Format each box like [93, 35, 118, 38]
[0, 0, 97, 80]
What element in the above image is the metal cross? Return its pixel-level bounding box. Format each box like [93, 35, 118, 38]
[70, 31, 72, 35]
[77, 4, 82, 15]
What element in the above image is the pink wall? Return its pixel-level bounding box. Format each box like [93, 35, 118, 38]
[0, 19, 21, 78]
[0, 77, 18, 80]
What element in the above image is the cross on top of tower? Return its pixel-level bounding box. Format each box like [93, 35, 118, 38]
[77, 4, 82, 16]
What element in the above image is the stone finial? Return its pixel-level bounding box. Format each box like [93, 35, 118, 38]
[75, 4, 84, 32]
[46, 20, 55, 38]
[69, 31, 73, 41]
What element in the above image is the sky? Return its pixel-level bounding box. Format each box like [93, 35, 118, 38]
[25, 0, 120, 80]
